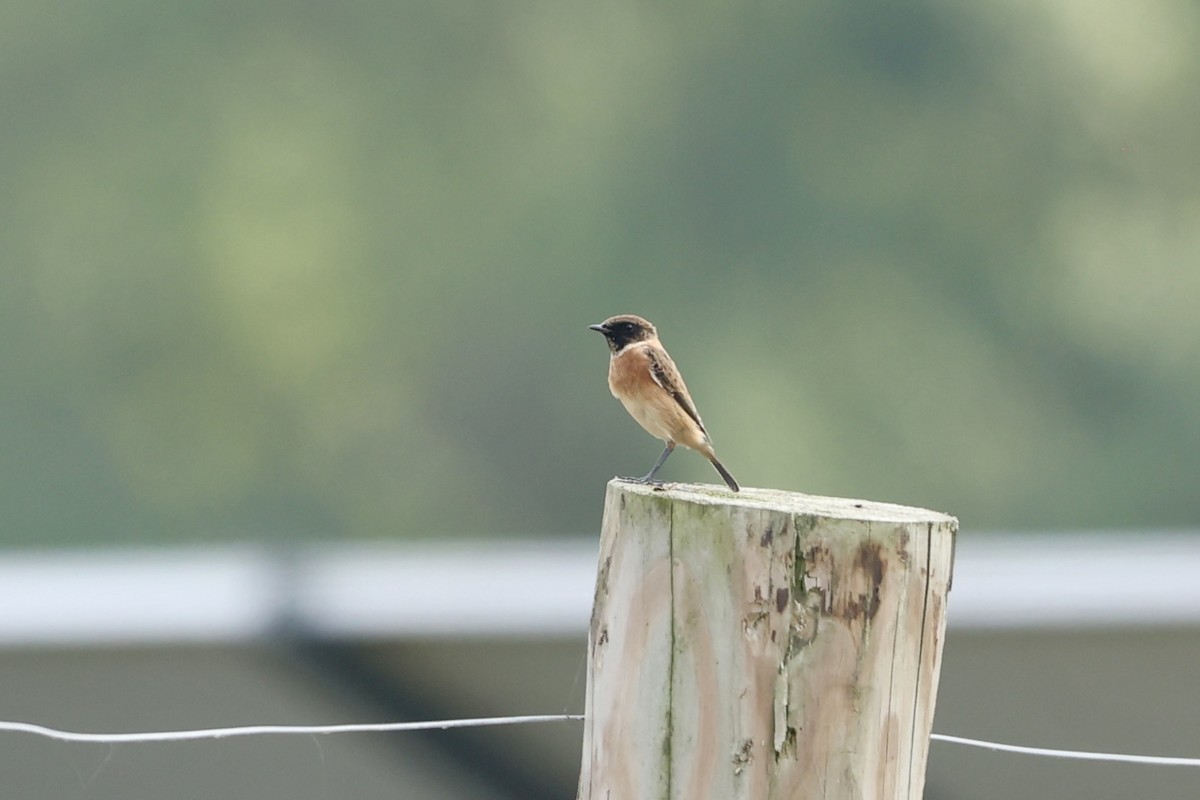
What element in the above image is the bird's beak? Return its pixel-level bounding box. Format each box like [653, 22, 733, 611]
[588, 323, 606, 334]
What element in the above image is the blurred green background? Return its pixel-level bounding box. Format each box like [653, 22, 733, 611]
[3, 0, 1197, 547]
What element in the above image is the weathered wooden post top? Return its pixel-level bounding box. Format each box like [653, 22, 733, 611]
[577, 479, 957, 800]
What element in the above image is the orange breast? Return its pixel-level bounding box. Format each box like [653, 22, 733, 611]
[607, 344, 658, 398]
[607, 345, 708, 450]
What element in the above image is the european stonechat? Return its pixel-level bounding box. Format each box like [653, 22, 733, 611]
[589, 314, 740, 492]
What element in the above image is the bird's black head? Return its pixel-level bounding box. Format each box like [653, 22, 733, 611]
[588, 314, 658, 353]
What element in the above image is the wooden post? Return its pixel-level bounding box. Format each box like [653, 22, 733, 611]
[576, 480, 956, 800]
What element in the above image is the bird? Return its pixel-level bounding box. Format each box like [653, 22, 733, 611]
[588, 314, 740, 492]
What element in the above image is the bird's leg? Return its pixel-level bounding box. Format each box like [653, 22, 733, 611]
[636, 442, 676, 485]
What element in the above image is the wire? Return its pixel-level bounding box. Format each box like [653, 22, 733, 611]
[930, 733, 1200, 767]
[0, 714, 584, 744]
[1, 715, 1198, 768]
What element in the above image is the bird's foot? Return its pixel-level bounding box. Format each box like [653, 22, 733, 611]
[617, 475, 667, 489]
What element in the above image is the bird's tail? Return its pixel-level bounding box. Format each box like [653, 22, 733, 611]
[709, 456, 740, 492]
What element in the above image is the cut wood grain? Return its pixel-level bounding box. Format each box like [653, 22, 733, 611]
[577, 480, 957, 800]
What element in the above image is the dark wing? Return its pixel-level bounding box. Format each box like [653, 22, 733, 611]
[646, 346, 707, 434]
